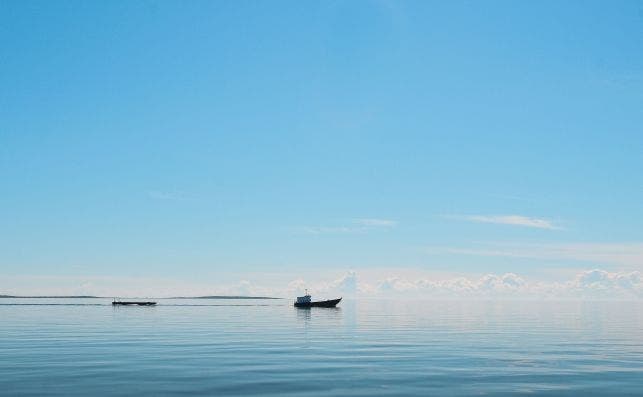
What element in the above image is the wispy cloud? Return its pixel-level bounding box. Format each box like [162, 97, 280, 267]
[353, 218, 397, 227]
[302, 218, 397, 234]
[429, 242, 643, 268]
[302, 226, 357, 234]
[446, 214, 560, 230]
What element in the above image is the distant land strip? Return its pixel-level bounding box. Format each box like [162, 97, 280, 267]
[0, 295, 282, 299]
[0, 295, 100, 299]
[172, 296, 282, 300]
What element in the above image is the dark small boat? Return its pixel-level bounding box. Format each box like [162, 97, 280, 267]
[294, 298, 341, 308]
[112, 300, 156, 306]
[294, 291, 341, 308]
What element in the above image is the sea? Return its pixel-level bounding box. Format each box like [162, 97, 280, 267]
[1, 298, 642, 396]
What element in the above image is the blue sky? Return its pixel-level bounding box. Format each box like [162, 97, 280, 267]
[1, 1, 642, 296]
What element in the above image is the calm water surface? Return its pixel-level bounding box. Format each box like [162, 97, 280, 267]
[1, 299, 642, 396]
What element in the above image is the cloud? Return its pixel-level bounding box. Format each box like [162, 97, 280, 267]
[2, 269, 642, 299]
[374, 273, 527, 297]
[302, 226, 357, 234]
[369, 270, 642, 299]
[569, 269, 642, 297]
[277, 269, 641, 299]
[286, 271, 360, 297]
[331, 271, 358, 294]
[432, 242, 643, 268]
[447, 214, 560, 230]
[377, 277, 418, 293]
[478, 273, 526, 291]
[302, 218, 396, 234]
[236, 280, 254, 296]
[353, 218, 397, 227]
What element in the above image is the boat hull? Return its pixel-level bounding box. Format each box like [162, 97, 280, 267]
[112, 302, 156, 306]
[294, 298, 341, 308]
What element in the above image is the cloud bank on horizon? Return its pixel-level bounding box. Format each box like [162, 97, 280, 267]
[255, 269, 643, 300]
[3, 269, 642, 300]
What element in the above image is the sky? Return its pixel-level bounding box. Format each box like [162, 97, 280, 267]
[1, 1, 642, 298]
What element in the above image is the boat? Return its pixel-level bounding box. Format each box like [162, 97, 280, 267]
[112, 299, 156, 306]
[294, 291, 341, 308]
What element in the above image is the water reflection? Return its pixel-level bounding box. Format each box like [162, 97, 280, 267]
[295, 306, 343, 325]
[296, 306, 312, 322]
[1, 298, 642, 396]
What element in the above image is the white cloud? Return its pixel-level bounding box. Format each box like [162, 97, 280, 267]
[286, 271, 360, 297]
[377, 277, 418, 293]
[568, 269, 643, 297]
[330, 270, 358, 294]
[447, 214, 560, 230]
[3, 269, 642, 300]
[302, 226, 357, 234]
[433, 242, 643, 268]
[275, 269, 642, 300]
[353, 218, 397, 227]
[373, 273, 527, 297]
[367, 270, 642, 299]
[478, 273, 526, 291]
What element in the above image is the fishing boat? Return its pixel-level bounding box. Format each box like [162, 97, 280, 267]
[294, 290, 341, 308]
[112, 299, 156, 306]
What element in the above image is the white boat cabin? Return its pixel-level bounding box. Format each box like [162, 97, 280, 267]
[296, 290, 312, 304]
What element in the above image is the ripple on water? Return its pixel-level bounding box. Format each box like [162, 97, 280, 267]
[0, 299, 642, 396]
